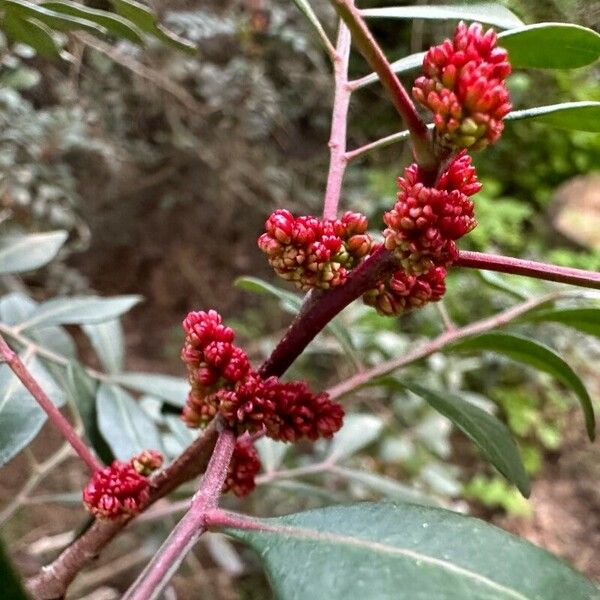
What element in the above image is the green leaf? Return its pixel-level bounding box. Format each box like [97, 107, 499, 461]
[96, 383, 163, 460]
[4, 0, 106, 34]
[17, 295, 142, 330]
[108, 0, 195, 53]
[524, 307, 600, 338]
[332, 466, 441, 506]
[0, 353, 65, 466]
[450, 332, 596, 440]
[1, 12, 61, 58]
[327, 414, 383, 460]
[360, 4, 524, 30]
[254, 437, 289, 472]
[65, 363, 113, 463]
[353, 51, 425, 89]
[498, 23, 600, 69]
[476, 270, 528, 300]
[235, 276, 362, 367]
[223, 503, 597, 600]
[506, 102, 600, 132]
[110, 372, 187, 407]
[82, 319, 124, 374]
[0, 538, 30, 600]
[39, 1, 145, 44]
[291, 0, 335, 56]
[0, 231, 67, 274]
[403, 382, 530, 496]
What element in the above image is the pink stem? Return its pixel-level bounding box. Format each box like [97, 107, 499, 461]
[0, 333, 102, 473]
[322, 12, 352, 220]
[122, 427, 235, 600]
[456, 251, 600, 290]
[329, 0, 436, 174]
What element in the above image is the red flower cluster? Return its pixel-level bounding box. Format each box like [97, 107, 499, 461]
[181, 310, 251, 427]
[181, 310, 344, 443]
[218, 374, 344, 442]
[413, 21, 511, 150]
[258, 209, 372, 290]
[223, 437, 262, 497]
[364, 266, 446, 316]
[383, 151, 481, 275]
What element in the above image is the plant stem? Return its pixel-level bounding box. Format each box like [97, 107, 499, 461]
[0, 334, 102, 473]
[328, 0, 435, 173]
[457, 251, 600, 290]
[322, 14, 352, 220]
[259, 245, 397, 377]
[327, 291, 562, 400]
[27, 420, 220, 599]
[122, 427, 235, 600]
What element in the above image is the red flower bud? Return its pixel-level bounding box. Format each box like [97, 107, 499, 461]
[131, 450, 164, 476]
[83, 461, 150, 519]
[413, 21, 511, 150]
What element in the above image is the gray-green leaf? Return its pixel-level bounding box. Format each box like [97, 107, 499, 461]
[0, 231, 67, 274]
[450, 332, 595, 440]
[403, 382, 530, 496]
[82, 319, 124, 374]
[0, 353, 65, 466]
[97, 383, 163, 460]
[524, 307, 600, 338]
[223, 503, 598, 600]
[110, 372, 188, 407]
[506, 102, 600, 132]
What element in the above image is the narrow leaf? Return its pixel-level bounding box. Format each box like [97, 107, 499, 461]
[506, 102, 600, 132]
[499, 23, 600, 69]
[0, 231, 67, 274]
[450, 332, 595, 440]
[476, 270, 528, 300]
[352, 51, 425, 89]
[0, 353, 65, 466]
[18, 295, 142, 330]
[223, 503, 597, 600]
[1, 12, 61, 58]
[82, 319, 124, 374]
[235, 276, 361, 367]
[97, 383, 163, 460]
[111, 372, 187, 407]
[524, 307, 600, 338]
[109, 0, 195, 53]
[327, 414, 384, 460]
[4, 0, 106, 33]
[360, 4, 524, 30]
[291, 0, 335, 56]
[40, 1, 145, 44]
[255, 437, 289, 472]
[65, 363, 113, 463]
[403, 382, 530, 496]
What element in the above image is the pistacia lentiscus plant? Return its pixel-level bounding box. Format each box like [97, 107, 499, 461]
[1, 2, 600, 599]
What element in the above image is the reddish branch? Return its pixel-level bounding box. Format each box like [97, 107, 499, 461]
[0, 334, 102, 473]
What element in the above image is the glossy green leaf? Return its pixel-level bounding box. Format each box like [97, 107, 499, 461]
[327, 414, 384, 460]
[235, 276, 361, 367]
[360, 4, 523, 29]
[82, 319, 124, 374]
[18, 295, 142, 330]
[476, 270, 528, 300]
[97, 383, 163, 460]
[65, 362, 113, 463]
[0, 231, 67, 274]
[0, 539, 29, 600]
[3, 0, 106, 33]
[403, 382, 529, 496]
[1, 12, 61, 58]
[39, 1, 144, 44]
[111, 372, 187, 406]
[499, 23, 600, 69]
[352, 51, 425, 89]
[0, 353, 65, 466]
[109, 0, 195, 53]
[450, 332, 595, 440]
[506, 102, 600, 132]
[224, 503, 597, 600]
[524, 307, 600, 338]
